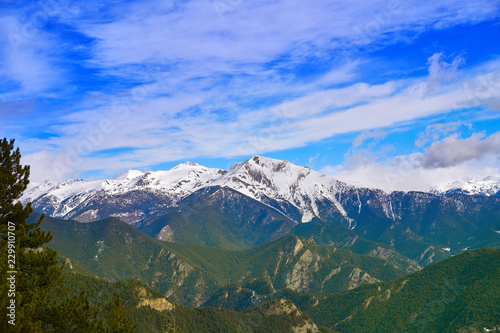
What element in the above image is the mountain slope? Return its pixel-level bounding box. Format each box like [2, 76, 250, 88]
[137, 186, 299, 250]
[273, 248, 500, 332]
[63, 271, 325, 333]
[293, 221, 421, 273]
[25, 155, 500, 267]
[210, 155, 352, 224]
[34, 213, 405, 308]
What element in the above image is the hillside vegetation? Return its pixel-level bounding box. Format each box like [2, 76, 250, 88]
[33, 213, 404, 307]
[271, 248, 500, 332]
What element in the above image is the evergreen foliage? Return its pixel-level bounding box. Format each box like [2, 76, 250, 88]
[35, 213, 405, 308]
[271, 248, 500, 332]
[0, 138, 135, 332]
[62, 270, 326, 333]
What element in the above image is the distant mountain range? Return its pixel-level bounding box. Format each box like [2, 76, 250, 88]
[431, 175, 500, 196]
[23, 156, 500, 268]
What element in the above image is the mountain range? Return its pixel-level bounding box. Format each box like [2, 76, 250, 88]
[23, 156, 500, 268]
[39, 213, 500, 332]
[272, 247, 500, 333]
[33, 213, 500, 332]
[33, 213, 404, 308]
[19, 154, 500, 332]
[62, 245, 499, 333]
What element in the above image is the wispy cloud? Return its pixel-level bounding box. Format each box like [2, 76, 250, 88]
[77, 0, 498, 67]
[415, 121, 472, 148]
[0, 16, 64, 98]
[20, 57, 500, 181]
[2, 0, 500, 185]
[425, 53, 465, 96]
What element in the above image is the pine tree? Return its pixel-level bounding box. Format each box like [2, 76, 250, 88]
[0, 138, 136, 332]
[103, 295, 137, 333]
[0, 138, 57, 332]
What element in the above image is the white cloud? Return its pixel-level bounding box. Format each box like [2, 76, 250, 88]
[19, 58, 500, 182]
[415, 121, 471, 148]
[7, 0, 500, 182]
[425, 53, 465, 95]
[419, 132, 500, 168]
[352, 130, 387, 148]
[322, 130, 500, 192]
[323, 152, 500, 192]
[460, 67, 500, 112]
[308, 153, 320, 168]
[76, 0, 498, 69]
[0, 16, 63, 97]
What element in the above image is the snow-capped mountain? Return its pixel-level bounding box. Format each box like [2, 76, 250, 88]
[22, 155, 500, 266]
[211, 156, 352, 222]
[23, 155, 362, 225]
[22, 162, 226, 223]
[23, 155, 500, 225]
[431, 176, 500, 196]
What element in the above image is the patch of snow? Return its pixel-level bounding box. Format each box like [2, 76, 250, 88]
[348, 218, 356, 230]
[94, 239, 105, 261]
[301, 211, 314, 223]
[113, 169, 144, 180]
[356, 191, 362, 214]
[431, 176, 500, 196]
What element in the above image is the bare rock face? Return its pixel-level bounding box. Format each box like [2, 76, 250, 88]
[136, 287, 175, 311]
[347, 267, 380, 290]
[263, 300, 319, 333]
[285, 249, 321, 292]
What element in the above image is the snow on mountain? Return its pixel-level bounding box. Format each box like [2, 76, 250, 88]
[22, 156, 362, 224]
[211, 156, 353, 222]
[21, 162, 226, 222]
[137, 162, 225, 193]
[113, 169, 144, 180]
[431, 176, 500, 196]
[29, 155, 496, 227]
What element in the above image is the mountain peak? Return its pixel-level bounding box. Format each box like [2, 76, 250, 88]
[213, 155, 349, 223]
[240, 155, 295, 171]
[178, 161, 201, 167]
[247, 155, 286, 165]
[113, 169, 144, 180]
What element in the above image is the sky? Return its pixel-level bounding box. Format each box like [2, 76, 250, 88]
[1, 0, 499, 192]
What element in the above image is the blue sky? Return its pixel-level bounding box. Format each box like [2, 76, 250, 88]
[1, 0, 499, 191]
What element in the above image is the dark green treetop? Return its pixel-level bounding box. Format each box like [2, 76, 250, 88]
[0, 138, 136, 332]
